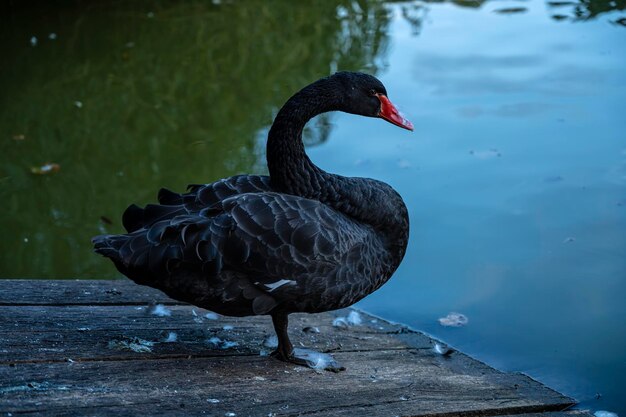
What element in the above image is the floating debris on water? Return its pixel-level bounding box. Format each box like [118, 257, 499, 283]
[333, 310, 362, 327]
[397, 159, 412, 169]
[434, 343, 454, 356]
[151, 304, 171, 317]
[493, 7, 528, 13]
[438, 312, 469, 327]
[225, 412, 236, 417]
[207, 398, 220, 403]
[147, 11, 155, 18]
[100, 216, 113, 225]
[208, 337, 238, 350]
[563, 237, 576, 243]
[252, 376, 266, 381]
[223, 325, 234, 331]
[302, 326, 320, 334]
[263, 335, 278, 348]
[30, 36, 37, 46]
[469, 149, 501, 159]
[163, 332, 178, 343]
[74, 100, 83, 108]
[107, 337, 155, 353]
[30, 163, 60, 175]
[543, 175, 564, 183]
[48, 33, 57, 40]
[77, 327, 90, 332]
[12, 134, 25, 141]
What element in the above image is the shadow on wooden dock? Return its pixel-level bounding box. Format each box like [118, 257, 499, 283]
[0, 280, 590, 416]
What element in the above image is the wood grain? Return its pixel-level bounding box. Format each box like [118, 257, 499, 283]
[0, 280, 587, 417]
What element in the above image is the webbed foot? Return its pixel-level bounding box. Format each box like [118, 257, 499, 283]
[271, 347, 344, 372]
[269, 312, 345, 372]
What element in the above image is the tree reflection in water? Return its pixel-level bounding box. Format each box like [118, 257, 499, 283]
[0, 1, 393, 278]
[395, 0, 625, 29]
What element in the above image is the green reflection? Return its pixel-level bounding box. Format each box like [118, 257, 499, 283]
[0, 1, 392, 278]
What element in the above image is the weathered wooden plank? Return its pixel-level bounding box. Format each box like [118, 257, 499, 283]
[0, 305, 426, 363]
[0, 279, 176, 306]
[0, 279, 177, 306]
[0, 304, 407, 335]
[0, 350, 574, 417]
[0, 281, 578, 417]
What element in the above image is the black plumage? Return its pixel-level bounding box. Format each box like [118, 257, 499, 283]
[93, 72, 411, 369]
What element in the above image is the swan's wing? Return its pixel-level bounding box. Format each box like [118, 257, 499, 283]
[182, 175, 273, 208]
[122, 175, 273, 232]
[95, 192, 377, 312]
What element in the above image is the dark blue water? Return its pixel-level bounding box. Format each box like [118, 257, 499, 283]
[1, 1, 624, 414]
[348, 3, 626, 413]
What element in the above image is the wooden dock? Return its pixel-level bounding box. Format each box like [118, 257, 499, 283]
[0, 280, 590, 416]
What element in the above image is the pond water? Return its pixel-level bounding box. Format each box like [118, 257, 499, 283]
[1, 1, 625, 414]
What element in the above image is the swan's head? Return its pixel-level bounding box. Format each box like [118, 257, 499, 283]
[333, 72, 414, 131]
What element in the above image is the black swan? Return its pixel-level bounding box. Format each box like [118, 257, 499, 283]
[93, 71, 412, 370]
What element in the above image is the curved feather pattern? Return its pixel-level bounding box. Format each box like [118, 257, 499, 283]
[121, 175, 273, 233]
[158, 187, 183, 205]
[93, 189, 386, 315]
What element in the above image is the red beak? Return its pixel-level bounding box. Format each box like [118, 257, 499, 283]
[377, 94, 414, 131]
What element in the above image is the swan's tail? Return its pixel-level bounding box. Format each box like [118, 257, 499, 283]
[122, 202, 186, 233]
[92, 234, 126, 263]
[92, 233, 153, 284]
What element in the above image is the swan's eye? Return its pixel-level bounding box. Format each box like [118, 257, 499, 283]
[369, 89, 377, 96]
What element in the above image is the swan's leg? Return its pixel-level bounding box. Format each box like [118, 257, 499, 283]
[269, 312, 344, 372]
[270, 312, 293, 361]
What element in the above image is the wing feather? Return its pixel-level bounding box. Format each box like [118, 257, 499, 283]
[121, 175, 273, 232]
[95, 185, 381, 315]
[114, 192, 371, 280]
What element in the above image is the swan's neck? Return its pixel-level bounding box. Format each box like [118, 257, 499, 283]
[267, 79, 339, 194]
[266, 78, 409, 265]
